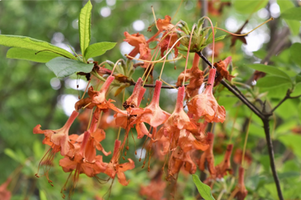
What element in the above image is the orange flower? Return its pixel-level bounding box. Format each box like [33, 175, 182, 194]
[140, 171, 166, 200]
[229, 166, 248, 200]
[131, 80, 170, 128]
[75, 75, 117, 111]
[187, 68, 226, 123]
[176, 53, 204, 99]
[159, 32, 180, 58]
[124, 32, 151, 69]
[168, 148, 197, 179]
[33, 110, 79, 157]
[0, 178, 11, 200]
[156, 86, 197, 152]
[104, 140, 135, 186]
[215, 144, 233, 179]
[198, 132, 216, 177]
[157, 15, 175, 32]
[214, 56, 234, 86]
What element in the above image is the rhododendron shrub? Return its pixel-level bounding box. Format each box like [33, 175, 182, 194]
[2, 0, 301, 200]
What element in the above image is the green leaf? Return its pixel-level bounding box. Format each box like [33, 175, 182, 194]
[79, 0, 92, 57]
[46, 57, 94, 78]
[192, 174, 215, 200]
[256, 76, 291, 88]
[278, 0, 300, 36]
[84, 42, 116, 59]
[281, 7, 301, 21]
[4, 148, 21, 163]
[248, 64, 291, 80]
[290, 43, 301, 67]
[6, 47, 60, 63]
[291, 82, 301, 96]
[233, 0, 269, 14]
[39, 190, 47, 200]
[278, 134, 301, 158]
[0, 34, 76, 60]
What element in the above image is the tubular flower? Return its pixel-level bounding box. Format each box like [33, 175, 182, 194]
[159, 32, 180, 58]
[198, 132, 216, 177]
[75, 75, 117, 111]
[59, 144, 107, 199]
[168, 148, 197, 179]
[0, 178, 11, 200]
[176, 53, 204, 99]
[33, 110, 79, 157]
[124, 32, 151, 69]
[214, 56, 234, 86]
[104, 140, 135, 186]
[156, 86, 197, 152]
[114, 78, 151, 139]
[140, 171, 166, 200]
[214, 144, 233, 179]
[157, 15, 175, 32]
[131, 80, 170, 129]
[229, 166, 248, 200]
[187, 68, 226, 123]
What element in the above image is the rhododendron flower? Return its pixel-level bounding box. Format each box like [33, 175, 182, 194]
[230, 166, 248, 200]
[215, 144, 233, 179]
[156, 86, 198, 151]
[157, 15, 175, 32]
[140, 171, 166, 200]
[187, 68, 226, 123]
[114, 78, 151, 139]
[176, 54, 204, 99]
[214, 56, 234, 86]
[104, 140, 135, 186]
[0, 178, 11, 200]
[131, 80, 170, 129]
[198, 132, 216, 177]
[168, 148, 197, 179]
[124, 32, 151, 69]
[75, 75, 117, 111]
[159, 32, 180, 58]
[33, 110, 79, 157]
[233, 148, 252, 166]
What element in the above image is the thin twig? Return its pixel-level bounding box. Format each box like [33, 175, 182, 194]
[197, 50, 284, 200]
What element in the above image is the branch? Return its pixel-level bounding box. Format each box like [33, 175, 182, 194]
[262, 119, 284, 200]
[197, 51, 284, 200]
[271, 90, 301, 113]
[196, 51, 265, 119]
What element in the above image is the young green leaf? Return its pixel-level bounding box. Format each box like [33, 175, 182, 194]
[84, 42, 116, 59]
[192, 174, 215, 200]
[290, 43, 301, 67]
[79, 0, 92, 58]
[233, 0, 268, 14]
[281, 7, 301, 21]
[256, 76, 292, 88]
[6, 47, 60, 63]
[278, 0, 300, 36]
[46, 57, 94, 78]
[0, 35, 76, 60]
[248, 64, 291, 80]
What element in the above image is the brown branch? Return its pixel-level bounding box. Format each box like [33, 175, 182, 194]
[197, 51, 284, 200]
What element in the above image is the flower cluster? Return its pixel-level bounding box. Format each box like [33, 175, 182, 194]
[33, 15, 245, 199]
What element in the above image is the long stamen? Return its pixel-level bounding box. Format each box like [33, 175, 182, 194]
[205, 17, 273, 37]
[203, 16, 215, 66]
[242, 113, 252, 167]
[183, 24, 196, 87]
[151, 6, 159, 30]
[111, 59, 125, 76]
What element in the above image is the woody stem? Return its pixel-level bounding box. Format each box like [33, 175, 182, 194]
[197, 50, 284, 200]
